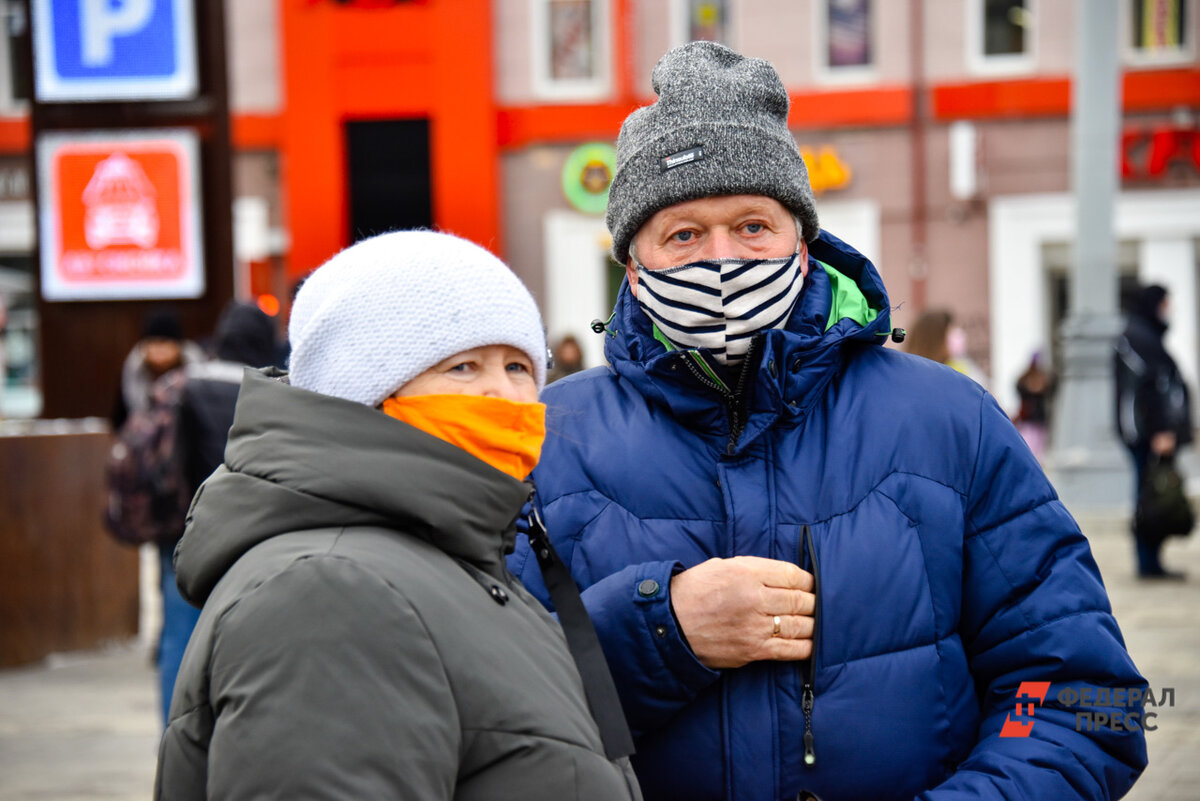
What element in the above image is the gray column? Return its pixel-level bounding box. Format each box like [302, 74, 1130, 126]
[1047, 0, 1129, 511]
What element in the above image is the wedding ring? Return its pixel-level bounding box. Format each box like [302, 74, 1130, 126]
[772, 615, 782, 638]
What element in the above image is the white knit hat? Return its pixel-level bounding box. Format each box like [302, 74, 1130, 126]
[288, 230, 547, 406]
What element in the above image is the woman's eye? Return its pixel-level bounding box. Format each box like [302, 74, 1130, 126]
[507, 361, 532, 374]
[449, 362, 473, 373]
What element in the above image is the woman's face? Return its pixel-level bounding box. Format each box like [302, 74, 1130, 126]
[394, 345, 538, 403]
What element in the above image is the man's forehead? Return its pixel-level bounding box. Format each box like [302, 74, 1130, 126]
[648, 195, 791, 224]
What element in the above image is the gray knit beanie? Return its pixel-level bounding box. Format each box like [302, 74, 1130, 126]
[606, 41, 819, 264]
[288, 230, 546, 406]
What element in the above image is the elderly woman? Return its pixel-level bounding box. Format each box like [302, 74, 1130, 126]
[155, 231, 639, 800]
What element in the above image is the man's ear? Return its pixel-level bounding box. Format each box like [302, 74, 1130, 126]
[625, 257, 639, 298]
[797, 237, 810, 280]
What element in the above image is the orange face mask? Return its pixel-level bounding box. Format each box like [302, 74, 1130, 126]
[381, 394, 546, 481]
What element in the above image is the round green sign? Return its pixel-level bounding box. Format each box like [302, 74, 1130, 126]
[561, 142, 617, 215]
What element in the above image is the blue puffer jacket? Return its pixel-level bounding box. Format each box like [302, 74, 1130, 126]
[509, 231, 1147, 801]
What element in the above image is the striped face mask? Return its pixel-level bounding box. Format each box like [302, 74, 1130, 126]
[634, 252, 805, 365]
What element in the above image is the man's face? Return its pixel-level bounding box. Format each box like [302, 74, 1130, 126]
[625, 195, 806, 296]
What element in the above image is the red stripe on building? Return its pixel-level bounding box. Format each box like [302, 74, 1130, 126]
[231, 114, 283, 150]
[0, 118, 30, 152]
[788, 86, 913, 129]
[933, 68, 1200, 120]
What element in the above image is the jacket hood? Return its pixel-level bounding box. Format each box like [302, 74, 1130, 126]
[175, 369, 534, 606]
[601, 228, 892, 451]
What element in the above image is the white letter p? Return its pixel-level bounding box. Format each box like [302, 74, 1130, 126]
[81, 0, 154, 67]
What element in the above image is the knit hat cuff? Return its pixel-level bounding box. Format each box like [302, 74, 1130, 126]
[606, 121, 819, 264]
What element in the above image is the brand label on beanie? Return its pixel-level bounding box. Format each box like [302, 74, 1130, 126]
[660, 146, 705, 172]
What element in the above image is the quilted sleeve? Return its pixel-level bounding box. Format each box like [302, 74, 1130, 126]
[509, 495, 719, 738]
[919, 392, 1148, 800]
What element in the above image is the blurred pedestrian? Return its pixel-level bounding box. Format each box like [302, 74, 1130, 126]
[547, 333, 585, 383]
[112, 308, 204, 429]
[1115, 284, 1192, 579]
[904, 308, 953, 364]
[0, 293, 6, 417]
[1014, 351, 1054, 462]
[157, 231, 639, 800]
[906, 308, 988, 388]
[148, 300, 279, 726]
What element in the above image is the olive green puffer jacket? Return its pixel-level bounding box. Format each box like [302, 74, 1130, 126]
[155, 369, 641, 801]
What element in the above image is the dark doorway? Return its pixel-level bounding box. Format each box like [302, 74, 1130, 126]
[345, 119, 432, 242]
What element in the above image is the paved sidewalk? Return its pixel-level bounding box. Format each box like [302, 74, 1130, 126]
[0, 644, 159, 800]
[0, 516, 1197, 800]
[1087, 516, 1200, 800]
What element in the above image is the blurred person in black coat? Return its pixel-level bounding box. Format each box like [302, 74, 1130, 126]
[1115, 284, 1193, 579]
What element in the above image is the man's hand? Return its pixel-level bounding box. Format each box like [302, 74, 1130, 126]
[1151, 431, 1177, 456]
[669, 556, 815, 669]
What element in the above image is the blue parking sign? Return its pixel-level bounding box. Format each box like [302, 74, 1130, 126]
[33, 0, 198, 102]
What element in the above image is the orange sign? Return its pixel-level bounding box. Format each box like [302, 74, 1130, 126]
[37, 129, 203, 301]
[800, 146, 852, 194]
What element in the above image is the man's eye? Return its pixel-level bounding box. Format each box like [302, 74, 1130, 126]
[744, 223, 764, 234]
[671, 230, 694, 243]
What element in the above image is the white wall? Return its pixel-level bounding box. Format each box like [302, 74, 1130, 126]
[543, 210, 611, 369]
[816, 198, 881, 269]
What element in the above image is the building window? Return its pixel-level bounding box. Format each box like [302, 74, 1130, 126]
[983, 0, 1028, 55]
[531, 0, 612, 100]
[969, 0, 1035, 74]
[0, 252, 41, 419]
[1126, 0, 1192, 64]
[1, 0, 30, 112]
[814, 0, 874, 83]
[671, 0, 729, 47]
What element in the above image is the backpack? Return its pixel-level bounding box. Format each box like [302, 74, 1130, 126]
[104, 370, 191, 546]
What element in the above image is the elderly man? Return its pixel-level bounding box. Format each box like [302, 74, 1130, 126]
[508, 42, 1146, 801]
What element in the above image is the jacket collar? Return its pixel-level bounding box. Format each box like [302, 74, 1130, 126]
[602, 229, 892, 452]
[176, 369, 533, 604]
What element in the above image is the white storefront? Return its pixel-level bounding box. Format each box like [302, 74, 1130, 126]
[990, 189, 1200, 415]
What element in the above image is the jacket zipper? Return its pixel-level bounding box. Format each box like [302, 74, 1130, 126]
[726, 337, 761, 452]
[680, 351, 728, 396]
[678, 337, 762, 455]
[678, 353, 743, 456]
[801, 524, 820, 767]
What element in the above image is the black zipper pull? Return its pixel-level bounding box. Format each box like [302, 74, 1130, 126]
[802, 684, 816, 766]
[801, 524, 820, 767]
[528, 504, 552, 563]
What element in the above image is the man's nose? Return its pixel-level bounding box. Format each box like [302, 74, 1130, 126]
[699, 229, 738, 260]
